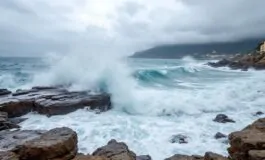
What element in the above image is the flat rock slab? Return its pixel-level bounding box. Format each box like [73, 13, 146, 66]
[0, 87, 111, 117]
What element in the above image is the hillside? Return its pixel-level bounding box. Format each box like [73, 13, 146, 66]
[132, 38, 264, 59]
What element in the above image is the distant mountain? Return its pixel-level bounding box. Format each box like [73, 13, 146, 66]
[131, 38, 265, 59]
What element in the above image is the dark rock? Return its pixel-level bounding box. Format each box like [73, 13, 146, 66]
[208, 51, 265, 70]
[34, 92, 111, 116]
[0, 151, 19, 160]
[137, 155, 152, 160]
[14, 127, 77, 160]
[32, 86, 58, 90]
[8, 117, 28, 125]
[204, 152, 228, 160]
[0, 89, 11, 96]
[164, 154, 203, 160]
[213, 114, 235, 123]
[254, 111, 264, 116]
[214, 132, 227, 139]
[0, 100, 34, 118]
[208, 59, 231, 68]
[0, 112, 20, 131]
[170, 134, 188, 144]
[0, 87, 112, 117]
[92, 139, 136, 160]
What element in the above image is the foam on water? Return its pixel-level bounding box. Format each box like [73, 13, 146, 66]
[16, 57, 265, 160]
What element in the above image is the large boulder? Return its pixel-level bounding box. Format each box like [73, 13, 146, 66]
[14, 127, 77, 160]
[92, 139, 136, 160]
[228, 118, 265, 160]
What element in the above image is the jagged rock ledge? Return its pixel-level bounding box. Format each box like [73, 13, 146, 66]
[208, 51, 265, 70]
[0, 86, 111, 117]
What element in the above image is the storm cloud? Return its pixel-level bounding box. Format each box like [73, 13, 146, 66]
[0, 0, 265, 56]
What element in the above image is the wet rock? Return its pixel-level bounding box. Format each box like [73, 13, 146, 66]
[214, 132, 227, 139]
[0, 151, 19, 160]
[0, 89, 11, 96]
[207, 51, 265, 70]
[204, 152, 228, 160]
[15, 127, 77, 160]
[0, 87, 112, 117]
[0, 129, 45, 151]
[228, 118, 265, 160]
[208, 59, 231, 68]
[12, 89, 38, 96]
[8, 117, 28, 125]
[34, 92, 111, 116]
[137, 155, 152, 160]
[32, 86, 59, 90]
[0, 112, 20, 131]
[254, 111, 264, 116]
[170, 134, 188, 144]
[164, 154, 203, 160]
[213, 114, 235, 123]
[0, 100, 35, 118]
[92, 139, 136, 160]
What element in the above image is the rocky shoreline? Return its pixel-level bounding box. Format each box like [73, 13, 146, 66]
[0, 86, 265, 160]
[208, 51, 265, 70]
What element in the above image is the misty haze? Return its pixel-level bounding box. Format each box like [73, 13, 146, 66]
[0, 1, 265, 160]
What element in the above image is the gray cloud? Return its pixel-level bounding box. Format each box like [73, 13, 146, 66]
[0, 0, 265, 56]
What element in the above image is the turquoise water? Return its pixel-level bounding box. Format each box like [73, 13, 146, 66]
[1, 57, 265, 159]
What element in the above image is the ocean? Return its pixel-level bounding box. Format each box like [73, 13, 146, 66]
[0, 56, 264, 159]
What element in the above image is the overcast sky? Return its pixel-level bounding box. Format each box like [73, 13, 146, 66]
[1, 0, 265, 56]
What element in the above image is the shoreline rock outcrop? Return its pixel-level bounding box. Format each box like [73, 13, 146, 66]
[228, 118, 265, 160]
[208, 51, 265, 70]
[0, 86, 111, 117]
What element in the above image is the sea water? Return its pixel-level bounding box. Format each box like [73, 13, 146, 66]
[0, 56, 264, 160]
